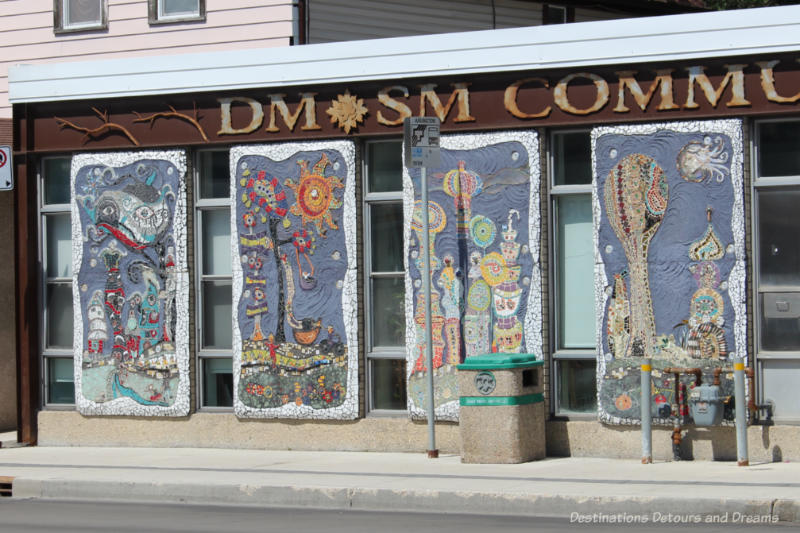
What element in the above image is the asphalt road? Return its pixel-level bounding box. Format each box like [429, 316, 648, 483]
[0, 499, 797, 533]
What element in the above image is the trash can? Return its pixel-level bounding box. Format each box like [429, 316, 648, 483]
[457, 353, 545, 463]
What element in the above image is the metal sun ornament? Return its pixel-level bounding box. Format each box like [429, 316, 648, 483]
[326, 90, 368, 134]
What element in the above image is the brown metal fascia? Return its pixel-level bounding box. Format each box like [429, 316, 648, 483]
[13, 103, 39, 446]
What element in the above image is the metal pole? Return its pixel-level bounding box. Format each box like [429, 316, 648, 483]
[734, 357, 748, 466]
[641, 359, 652, 464]
[421, 166, 438, 458]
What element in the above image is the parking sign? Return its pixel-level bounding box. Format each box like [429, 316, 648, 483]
[403, 117, 441, 168]
[0, 146, 12, 191]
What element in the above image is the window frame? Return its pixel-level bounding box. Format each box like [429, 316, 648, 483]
[363, 139, 407, 415]
[194, 149, 234, 411]
[751, 118, 800, 423]
[148, 0, 206, 25]
[39, 155, 76, 408]
[54, 0, 108, 34]
[543, 4, 573, 25]
[752, 118, 800, 360]
[548, 129, 597, 418]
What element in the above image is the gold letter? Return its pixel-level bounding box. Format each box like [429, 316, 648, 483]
[266, 93, 321, 132]
[377, 86, 412, 126]
[758, 60, 800, 103]
[217, 97, 263, 135]
[553, 73, 609, 115]
[504, 78, 552, 119]
[614, 69, 679, 112]
[418, 83, 475, 123]
[684, 64, 751, 109]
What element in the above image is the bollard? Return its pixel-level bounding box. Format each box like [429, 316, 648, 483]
[733, 357, 749, 467]
[641, 359, 652, 464]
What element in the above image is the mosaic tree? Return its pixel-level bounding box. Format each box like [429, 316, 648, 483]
[240, 171, 292, 342]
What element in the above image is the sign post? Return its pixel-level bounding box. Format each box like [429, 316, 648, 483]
[0, 146, 13, 191]
[403, 117, 441, 459]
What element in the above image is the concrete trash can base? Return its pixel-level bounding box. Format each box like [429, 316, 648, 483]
[457, 354, 545, 464]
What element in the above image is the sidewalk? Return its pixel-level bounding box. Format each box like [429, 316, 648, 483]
[0, 437, 798, 523]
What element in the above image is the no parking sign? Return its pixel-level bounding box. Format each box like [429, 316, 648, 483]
[0, 146, 11, 191]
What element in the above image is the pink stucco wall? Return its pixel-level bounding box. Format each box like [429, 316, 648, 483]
[0, 0, 295, 118]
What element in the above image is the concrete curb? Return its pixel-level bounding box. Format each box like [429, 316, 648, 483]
[10, 477, 797, 523]
[0, 436, 25, 449]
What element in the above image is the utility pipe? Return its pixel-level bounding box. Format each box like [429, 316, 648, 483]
[744, 367, 756, 413]
[713, 365, 756, 412]
[664, 367, 702, 461]
[641, 359, 652, 464]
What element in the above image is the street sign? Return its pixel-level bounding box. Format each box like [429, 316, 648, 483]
[0, 146, 12, 191]
[403, 117, 440, 168]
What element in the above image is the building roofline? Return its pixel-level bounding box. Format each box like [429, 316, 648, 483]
[9, 5, 800, 105]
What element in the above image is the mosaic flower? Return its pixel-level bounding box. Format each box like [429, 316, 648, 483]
[469, 215, 496, 249]
[480, 252, 507, 287]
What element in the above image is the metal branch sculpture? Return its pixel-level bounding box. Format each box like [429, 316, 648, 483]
[133, 104, 209, 142]
[55, 107, 140, 146]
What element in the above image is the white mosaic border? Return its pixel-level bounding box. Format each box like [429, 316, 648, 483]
[403, 130, 541, 421]
[230, 141, 358, 420]
[71, 150, 190, 417]
[591, 119, 745, 425]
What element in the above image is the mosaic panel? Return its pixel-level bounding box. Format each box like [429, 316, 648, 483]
[72, 151, 189, 416]
[592, 120, 746, 425]
[231, 141, 358, 419]
[403, 131, 542, 421]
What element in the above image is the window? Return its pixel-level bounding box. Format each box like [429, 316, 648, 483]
[149, 0, 205, 24]
[195, 150, 233, 408]
[543, 4, 571, 25]
[549, 131, 596, 415]
[40, 157, 75, 405]
[54, 0, 107, 33]
[364, 140, 407, 412]
[753, 119, 800, 422]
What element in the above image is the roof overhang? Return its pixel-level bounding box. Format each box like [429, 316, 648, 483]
[10, 5, 800, 105]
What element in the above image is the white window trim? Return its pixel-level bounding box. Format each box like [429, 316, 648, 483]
[363, 139, 406, 414]
[548, 129, 596, 418]
[148, 0, 206, 25]
[194, 149, 233, 410]
[54, 0, 108, 34]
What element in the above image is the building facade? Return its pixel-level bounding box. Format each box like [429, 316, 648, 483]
[8, 3, 800, 460]
[0, 0, 693, 433]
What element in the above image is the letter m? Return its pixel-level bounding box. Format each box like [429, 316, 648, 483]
[266, 93, 321, 132]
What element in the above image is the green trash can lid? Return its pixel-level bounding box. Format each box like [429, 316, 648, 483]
[457, 353, 543, 370]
